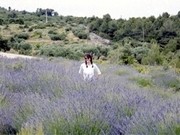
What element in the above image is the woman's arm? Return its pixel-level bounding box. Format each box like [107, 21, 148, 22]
[79, 64, 83, 74]
[94, 64, 101, 75]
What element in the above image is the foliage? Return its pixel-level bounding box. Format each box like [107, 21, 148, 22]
[0, 36, 10, 51]
[15, 33, 29, 40]
[46, 115, 109, 135]
[0, 6, 179, 71]
[49, 33, 66, 41]
[142, 43, 163, 65]
[17, 123, 44, 135]
[72, 25, 88, 39]
[151, 70, 180, 91]
[132, 46, 149, 64]
[108, 43, 135, 65]
[39, 45, 81, 60]
[130, 77, 153, 87]
[13, 42, 32, 55]
[132, 63, 150, 74]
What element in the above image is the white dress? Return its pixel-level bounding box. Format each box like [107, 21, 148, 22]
[79, 63, 101, 81]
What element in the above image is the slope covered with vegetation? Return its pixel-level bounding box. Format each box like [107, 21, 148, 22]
[0, 6, 179, 70]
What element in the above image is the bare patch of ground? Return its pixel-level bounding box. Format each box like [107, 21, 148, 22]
[0, 52, 39, 59]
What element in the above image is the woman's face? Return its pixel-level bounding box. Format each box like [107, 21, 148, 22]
[85, 57, 91, 63]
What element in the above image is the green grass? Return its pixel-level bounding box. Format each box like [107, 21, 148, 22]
[115, 70, 129, 76]
[46, 114, 109, 135]
[168, 79, 180, 92]
[0, 94, 9, 107]
[130, 77, 153, 87]
[17, 123, 44, 135]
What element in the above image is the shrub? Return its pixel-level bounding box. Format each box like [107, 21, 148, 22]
[15, 33, 29, 40]
[169, 51, 180, 69]
[168, 79, 180, 92]
[17, 123, 44, 135]
[130, 77, 153, 87]
[97, 46, 110, 57]
[48, 29, 58, 34]
[142, 43, 163, 65]
[0, 37, 10, 51]
[49, 33, 66, 41]
[132, 46, 149, 64]
[152, 71, 180, 91]
[72, 26, 88, 39]
[174, 124, 180, 135]
[108, 45, 135, 65]
[33, 24, 46, 29]
[39, 45, 81, 60]
[0, 18, 4, 25]
[46, 115, 109, 135]
[28, 27, 33, 32]
[133, 63, 150, 74]
[14, 42, 32, 55]
[115, 70, 129, 76]
[31, 31, 42, 38]
[82, 45, 99, 55]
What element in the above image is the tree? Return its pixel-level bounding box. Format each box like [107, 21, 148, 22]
[8, 6, 11, 11]
[178, 11, 180, 18]
[8, 12, 17, 18]
[162, 12, 170, 18]
[36, 8, 55, 16]
[103, 14, 112, 22]
[99, 21, 109, 33]
[89, 18, 102, 32]
[164, 39, 177, 53]
[0, 37, 10, 51]
[108, 20, 118, 39]
[142, 43, 163, 65]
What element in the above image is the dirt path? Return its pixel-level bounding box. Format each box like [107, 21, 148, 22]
[0, 52, 39, 59]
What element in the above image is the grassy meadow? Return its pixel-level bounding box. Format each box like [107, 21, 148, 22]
[0, 56, 179, 135]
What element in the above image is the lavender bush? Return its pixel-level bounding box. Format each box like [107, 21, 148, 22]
[0, 57, 179, 135]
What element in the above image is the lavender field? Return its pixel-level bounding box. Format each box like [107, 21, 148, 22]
[0, 57, 180, 135]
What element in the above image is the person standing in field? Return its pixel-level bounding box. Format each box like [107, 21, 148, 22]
[79, 53, 101, 81]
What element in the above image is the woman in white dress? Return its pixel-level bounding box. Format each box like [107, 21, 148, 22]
[79, 53, 101, 81]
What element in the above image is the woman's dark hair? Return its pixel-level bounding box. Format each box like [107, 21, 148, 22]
[84, 53, 93, 68]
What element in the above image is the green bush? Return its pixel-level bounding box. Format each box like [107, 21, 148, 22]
[115, 70, 129, 76]
[142, 43, 163, 65]
[0, 36, 10, 51]
[72, 26, 88, 39]
[108, 44, 135, 65]
[132, 46, 149, 64]
[168, 79, 180, 92]
[31, 31, 42, 38]
[39, 45, 81, 60]
[33, 24, 46, 29]
[46, 115, 109, 135]
[13, 42, 32, 55]
[48, 29, 58, 34]
[97, 46, 110, 57]
[130, 77, 153, 87]
[49, 33, 66, 41]
[28, 27, 33, 32]
[15, 33, 29, 40]
[174, 124, 180, 135]
[152, 72, 180, 91]
[169, 51, 180, 68]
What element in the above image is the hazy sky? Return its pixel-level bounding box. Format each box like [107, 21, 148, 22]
[1, 0, 180, 19]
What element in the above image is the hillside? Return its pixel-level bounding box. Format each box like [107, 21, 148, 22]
[0, 7, 180, 70]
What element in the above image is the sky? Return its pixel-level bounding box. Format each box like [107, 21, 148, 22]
[1, 0, 180, 19]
